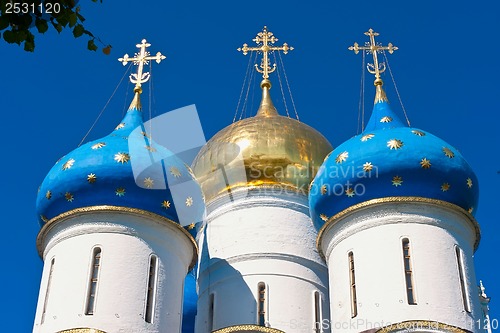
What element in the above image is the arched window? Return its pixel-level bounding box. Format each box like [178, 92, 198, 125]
[455, 246, 471, 312]
[348, 252, 358, 318]
[402, 238, 416, 305]
[41, 257, 55, 324]
[85, 247, 101, 315]
[313, 291, 322, 332]
[145, 255, 158, 323]
[257, 282, 267, 326]
[208, 293, 215, 330]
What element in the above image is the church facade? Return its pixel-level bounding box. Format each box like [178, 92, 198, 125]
[32, 28, 491, 333]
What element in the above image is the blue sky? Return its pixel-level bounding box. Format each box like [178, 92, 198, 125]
[1, 0, 498, 330]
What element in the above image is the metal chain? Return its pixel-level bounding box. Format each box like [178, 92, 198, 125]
[383, 50, 411, 126]
[78, 62, 133, 147]
[234, 51, 255, 122]
[273, 51, 290, 117]
[278, 50, 299, 121]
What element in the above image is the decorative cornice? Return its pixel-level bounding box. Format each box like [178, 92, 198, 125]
[316, 196, 480, 257]
[37, 205, 198, 270]
[56, 329, 107, 333]
[212, 324, 285, 333]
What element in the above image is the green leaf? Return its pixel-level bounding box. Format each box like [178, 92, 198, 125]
[87, 39, 97, 51]
[52, 21, 63, 33]
[102, 44, 111, 55]
[3, 30, 16, 43]
[73, 24, 84, 37]
[0, 15, 9, 31]
[24, 38, 35, 52]
[68, 12, 77, 27]
[35, 18, 49, 34]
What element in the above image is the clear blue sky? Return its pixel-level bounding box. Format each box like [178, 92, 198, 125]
[1, 0, 498, 330]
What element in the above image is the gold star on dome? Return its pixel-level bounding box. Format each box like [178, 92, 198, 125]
[380, 116, 393, 123]
[466, 178, 473, 188]
[187, 223, 195, 230]
[62, 158, 75, 170]
[335, 151, 349, 164]
[363, 162, 374, 172]
[185, 196, 193, 207]
[87, 173, 97, 183]
[412, 130, 425, 137]
[91, 142, 106, 150]
[392, 176, 403, 187]
[468, 207, 474, 214]
[443, 147, 455, 158]
[145, 145, 157, 152]
[141, 131, 151, 139]
[321, 184, 328, 195]
[45, 190, 52, 200]
[170, 166, 182, 178]
[161, 200, 171, 209]
[345, 187, 355, 197]
[144, 177, 154, 188]
[65, 192, 74, 202]
[320, 214, 328, 222]
[387, 139, 403, 150]
[420, 158, 431, 169]
[115, 123, 125, 130]
[441, 183, 450, 192]
[114, 152, 130, 164]
[361, 133, 375, 142]
[115, 187, 126, 196]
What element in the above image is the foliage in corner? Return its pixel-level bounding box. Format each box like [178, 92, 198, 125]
[0, 0, 111, 54]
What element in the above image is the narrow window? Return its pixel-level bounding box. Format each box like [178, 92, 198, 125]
[257, 282, 266, 326]
[456, 246, 471, 312]
[145, 255, 158, 323]
[41, 258, 55, 324]
[348, 252, 358, 318]
[314, 291, 322, 332]
[208, 293, 214, 331]
[85, 247, 101, 315]
[402, 239, 417, 305]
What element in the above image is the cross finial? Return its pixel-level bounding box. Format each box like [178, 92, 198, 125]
[238, 26, 293, 86]
[349, 29, 398, 103]
[118, 39, 166, 95]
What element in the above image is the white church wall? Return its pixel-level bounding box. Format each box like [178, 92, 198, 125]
[33, 211, 195, 333]
[196, 192, 330, 333]
[320, 201, 482, 333]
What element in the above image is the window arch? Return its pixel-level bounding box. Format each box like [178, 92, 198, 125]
[85, 247, 102, 315]
[145, 254, 158, 323]
[41, 257, 55, 324]
[402, 238, 416, 305]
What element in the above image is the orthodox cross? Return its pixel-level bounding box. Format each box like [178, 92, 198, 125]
[349, 29, 398, 85]
[118, 39, 166, 93]
[238, 26, 293, 79]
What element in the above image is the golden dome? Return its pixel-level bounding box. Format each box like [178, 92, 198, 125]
[192, 79, 332, 203]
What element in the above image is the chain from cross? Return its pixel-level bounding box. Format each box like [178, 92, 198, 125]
[118, 39, 166, 93]
[237, 26, 293, 79]
[349, 29, 398, 85]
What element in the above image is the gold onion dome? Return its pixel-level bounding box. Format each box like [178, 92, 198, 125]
[192, 78, 332, 203]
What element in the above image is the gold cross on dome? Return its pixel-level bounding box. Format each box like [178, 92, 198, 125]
[238, 26, 293, 79]
[349, 29, 398, 86]
[118, 39, 166, 93]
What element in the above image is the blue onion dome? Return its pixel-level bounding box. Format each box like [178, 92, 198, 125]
[309, 85, 479, 231]
[36, 92, 205, 234]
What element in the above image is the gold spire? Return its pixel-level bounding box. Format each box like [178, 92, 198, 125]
[118, 39, 166, 110]
[238, 26, 293, 117]
[349, 29, 398, 103]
